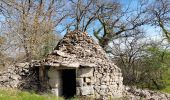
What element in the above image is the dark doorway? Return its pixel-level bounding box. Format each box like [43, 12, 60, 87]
[62, 69, 76, 98]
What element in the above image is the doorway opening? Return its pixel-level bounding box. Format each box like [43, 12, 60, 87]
[61, 69, 76, 98]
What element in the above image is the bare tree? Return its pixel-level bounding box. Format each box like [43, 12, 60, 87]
[149, 0, 170, 41]
[95, 0, 151, 50]
[66, 0, 150, 51]
[0, 0, 65, 61]
[110, 31, 149, 85]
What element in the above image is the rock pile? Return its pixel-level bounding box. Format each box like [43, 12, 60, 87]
[0, 61, 40, 91]
[124, 86, 170, 100]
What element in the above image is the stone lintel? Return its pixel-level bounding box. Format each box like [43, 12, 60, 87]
[60, 62, 80, 68]
[44, 62, 60, 67]
[80, 63, 97, 68]
[77, 68, 93, 77]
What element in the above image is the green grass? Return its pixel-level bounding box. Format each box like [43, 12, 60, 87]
[160, 79, 170, 94]
[0, 88, 64, 100]
[0, 88, 94, 100]
[1, 87, 169, 100]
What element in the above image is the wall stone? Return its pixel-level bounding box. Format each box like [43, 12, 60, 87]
[0, 61, 40, 91]
[48, 67, 62, 96]
[77, 68, 93, 77]
[76, 78, 84, 87]
[79, 86, 94, 95]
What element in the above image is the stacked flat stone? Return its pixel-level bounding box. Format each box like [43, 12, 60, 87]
[124, 86, 170, 100]
[0, 61, 40, 91]
[45, 30, 124, 99]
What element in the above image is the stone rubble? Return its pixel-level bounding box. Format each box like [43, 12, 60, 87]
[123, 86, 170, 100]
[0, 61, 40, 91]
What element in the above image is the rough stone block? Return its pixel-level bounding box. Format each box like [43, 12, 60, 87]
[76, 78, 84, 86]
[51, 63, 60, 67]
[53, 50, 71, 58]
[48, 68, 60, 78]
[76, 87, 81, 95]
[91, 77, 95, 84]
[51, 88, 59, 96]
[77, 68, 93, 77]
[11, 75, 20, 80]
[80, 86, 94, 95]
[80, 63, 97, 67]
[61, 62, 80, 68]
[49, 79, 60, 88]
[105, 75, 110, 82]
[101, 85, 107, 91]
[15, 62, 29, 68]
[96, 73, 102, 78]
[85, 77, 91, 83]
[48, 68, 61, 88]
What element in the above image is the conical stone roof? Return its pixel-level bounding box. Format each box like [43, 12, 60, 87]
[45, 30, 124, 99]
[46, 30, 118, 69]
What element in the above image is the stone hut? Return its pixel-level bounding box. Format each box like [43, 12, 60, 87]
[42, 30, 124, 99]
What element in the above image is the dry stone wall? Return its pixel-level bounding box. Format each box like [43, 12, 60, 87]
[45, 30, 124, 99]
[0, 61, 40, 91]
[76, 67, 94, 96]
